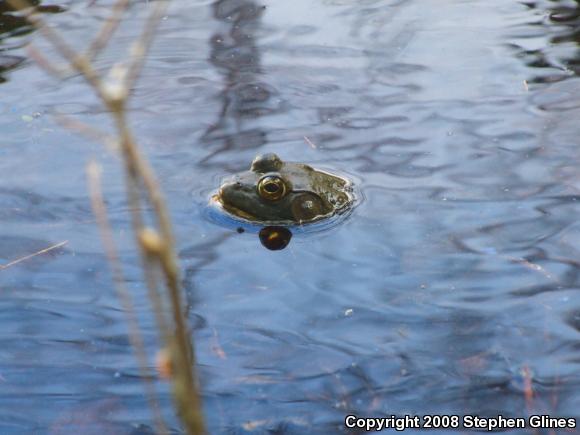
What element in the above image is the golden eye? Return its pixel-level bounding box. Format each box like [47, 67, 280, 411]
[257, 175, 287, 201]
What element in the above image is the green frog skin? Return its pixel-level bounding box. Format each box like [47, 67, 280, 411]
[214, 153, 354, 224]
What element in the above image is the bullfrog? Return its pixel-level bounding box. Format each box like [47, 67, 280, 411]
[213, 153, 354, 224]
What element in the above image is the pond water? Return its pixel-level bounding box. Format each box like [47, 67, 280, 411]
[1, 0, 580, 433]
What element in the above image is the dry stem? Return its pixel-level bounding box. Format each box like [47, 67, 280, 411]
[7, 1, 206, 433]
[87, 161, 169, 435]
[0, 240, 68, 271]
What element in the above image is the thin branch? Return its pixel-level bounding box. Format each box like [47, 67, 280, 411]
[125, 0, 169, 90]
[113, 111, 205, 434]
[86, 0, 132, 61]
[7, 0, 107, 100]
[53, 112, 118, 151]
[87, 161, 169, 435]
[119, 147, 173, 345]
[27, 44, 72, 78]
[12, 0, 206, 432]
[504, 255, 558, 282]
[0, 240, 67, 271]
[303, 136, 317, 149]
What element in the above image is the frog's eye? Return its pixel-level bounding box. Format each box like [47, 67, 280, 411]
[257, 175, 288, 201]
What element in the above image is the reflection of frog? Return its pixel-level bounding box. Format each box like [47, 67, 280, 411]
[213, 153, 354, 224]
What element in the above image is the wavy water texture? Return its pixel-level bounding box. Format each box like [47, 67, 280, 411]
[1, 0, 580, 434]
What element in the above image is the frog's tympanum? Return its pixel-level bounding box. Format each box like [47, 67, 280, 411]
[213, 153, 354, 224]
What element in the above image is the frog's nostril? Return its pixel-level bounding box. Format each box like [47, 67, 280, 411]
[220, 182, 239, 198]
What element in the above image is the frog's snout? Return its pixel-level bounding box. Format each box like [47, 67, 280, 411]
[218, 180, 242, 200]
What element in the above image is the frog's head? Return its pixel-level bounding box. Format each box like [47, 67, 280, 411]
[216, 153, 331, 223]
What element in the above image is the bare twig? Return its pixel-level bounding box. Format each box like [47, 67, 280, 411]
[11, 1, 206, 433]
[125, 0, 169, 90]
[26, 44, 71, 78]
[0, 240, 67, 271]
[53, 113, 118, 151]
[87, 161, 169, 435]
[86, 0, 132, 61]
[7, 0, 107, 99]
[504, 255, 557, 282]
[304, 135, 317, 149]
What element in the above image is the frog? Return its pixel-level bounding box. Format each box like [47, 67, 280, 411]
[212, 153, 354, 224]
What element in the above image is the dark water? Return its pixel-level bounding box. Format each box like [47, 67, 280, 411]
[2, 0, 580, 433]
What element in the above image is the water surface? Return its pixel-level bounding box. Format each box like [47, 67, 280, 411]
[1, 0, 580, 433]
